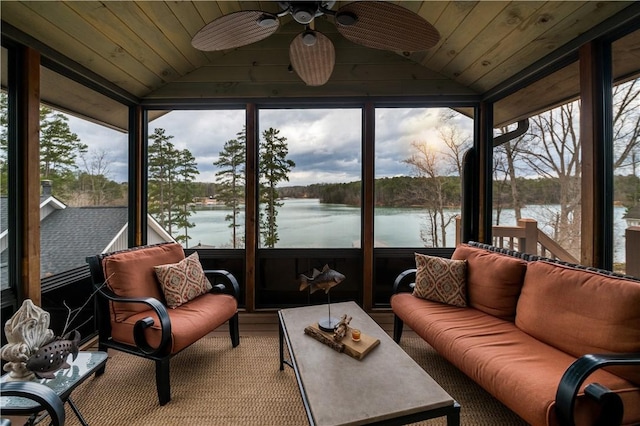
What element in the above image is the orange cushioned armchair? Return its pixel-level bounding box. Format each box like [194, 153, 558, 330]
[86, 242, 239, 405]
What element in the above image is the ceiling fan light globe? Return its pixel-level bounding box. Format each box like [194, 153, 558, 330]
[335, 11, 357, 26]
[258, 14, 278, 27]
[302, 31, 317, 46]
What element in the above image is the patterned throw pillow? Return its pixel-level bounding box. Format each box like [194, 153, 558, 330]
[413, 253, 468, 307]
[154, 252, 212, 308]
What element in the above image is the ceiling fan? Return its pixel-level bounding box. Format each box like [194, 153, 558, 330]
[191, 1, 440, 86]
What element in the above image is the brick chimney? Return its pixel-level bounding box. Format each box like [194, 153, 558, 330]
[41, 180, 52, 197]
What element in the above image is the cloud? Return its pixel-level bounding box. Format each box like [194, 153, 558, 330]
[154, 110, 246, 184]
[260, 109, 363, 185]
[67, 107, 473, 186]
[66, 115, 129, 182]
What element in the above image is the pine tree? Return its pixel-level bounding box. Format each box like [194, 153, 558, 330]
[174, 149, 199, 246]
[259, 127, 295, 247]
[214, 128, 246, 248]
[0, 94, 87, 199]
[148, 128, 199, 243]
[39, 106, 88, 199]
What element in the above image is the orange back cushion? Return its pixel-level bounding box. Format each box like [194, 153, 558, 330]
[452, 244, 527, 321]
[102, 243, 185, 322]
[516, 261, 640, 383]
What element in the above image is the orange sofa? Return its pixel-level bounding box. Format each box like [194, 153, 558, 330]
[391, 242, 640, 426]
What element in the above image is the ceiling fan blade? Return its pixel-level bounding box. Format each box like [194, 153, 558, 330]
[192, 11, 279, 51]
[289, 31, 335, 86]
[335, 1, 440, 52]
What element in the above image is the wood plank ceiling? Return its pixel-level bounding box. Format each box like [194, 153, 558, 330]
[1, 1, 638, 130]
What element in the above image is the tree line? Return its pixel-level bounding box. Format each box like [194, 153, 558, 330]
[278, 174, 639, 209]
[0, 94, 128, 205]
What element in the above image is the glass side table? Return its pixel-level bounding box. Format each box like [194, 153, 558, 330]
[1, 351, 108, 426]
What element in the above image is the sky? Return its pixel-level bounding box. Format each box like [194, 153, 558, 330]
[67, 107, 473, 187]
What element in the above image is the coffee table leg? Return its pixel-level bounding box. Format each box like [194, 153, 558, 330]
[447, 402, 461, 426]
[68, 397, 89, 426]
[279, 319, 285, 371]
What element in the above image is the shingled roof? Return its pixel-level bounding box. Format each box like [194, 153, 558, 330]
[40, 206, 128, 277]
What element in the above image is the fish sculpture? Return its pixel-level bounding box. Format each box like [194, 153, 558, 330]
[299, 265, 345, 294]
[26, 330, 80, 379]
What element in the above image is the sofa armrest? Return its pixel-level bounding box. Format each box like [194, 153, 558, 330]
[393, 269, 416, 294]
[555, 352, 640, 426]
[96, 285, 172, 356]
[205, 269, 240, 299]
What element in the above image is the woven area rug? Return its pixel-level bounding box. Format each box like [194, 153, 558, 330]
[63, 336, 527, 425]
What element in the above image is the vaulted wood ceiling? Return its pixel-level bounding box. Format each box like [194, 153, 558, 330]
[2, 1, 639, 130]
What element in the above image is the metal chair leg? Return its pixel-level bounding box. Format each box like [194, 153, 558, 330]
[229, 312, 240, 347]
[155, 358, 171, 406]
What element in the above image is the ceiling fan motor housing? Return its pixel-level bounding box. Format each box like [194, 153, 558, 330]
[293, 5, 315, 24]
[278, 1, 337, 25]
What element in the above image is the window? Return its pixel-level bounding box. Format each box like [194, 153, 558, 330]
[493, 63, 583, 262]
[258, 108, 362, 248]
[612, 30, 640, 276]
[39, 102, 129, 278]
[375, 108, 471, 248]
[147, 109, 246, 249]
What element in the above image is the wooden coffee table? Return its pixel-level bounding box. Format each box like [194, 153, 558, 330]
[279, 301, 460, 426]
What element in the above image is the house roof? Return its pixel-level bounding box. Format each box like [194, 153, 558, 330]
[2, 1, 639, 129]
[1, 195, 63, 232]
[40, 206, 128, 277]
[1, 200, 128, 288]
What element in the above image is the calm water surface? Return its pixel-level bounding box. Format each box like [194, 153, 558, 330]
[185, 198, 629, 262]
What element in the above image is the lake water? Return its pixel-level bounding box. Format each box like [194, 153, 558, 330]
[185, 198, 629, 263]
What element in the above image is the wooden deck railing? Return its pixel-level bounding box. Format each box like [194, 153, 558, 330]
[627, 226, 640, 276]
[455, 217, 579, 263]
[455, 219, 640, 275]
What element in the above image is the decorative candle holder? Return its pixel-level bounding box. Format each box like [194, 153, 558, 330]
[351, 328, 361, 341]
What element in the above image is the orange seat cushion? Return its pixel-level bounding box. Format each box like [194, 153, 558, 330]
[110, 293, 238, 354]
[452, 244, 527, 321]
[102, 243, 185, 322]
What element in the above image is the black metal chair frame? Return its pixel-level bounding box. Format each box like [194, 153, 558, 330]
[86, 243, 240, 406]
[391, 241, 640, 426]
[1, 381, 66, 426]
